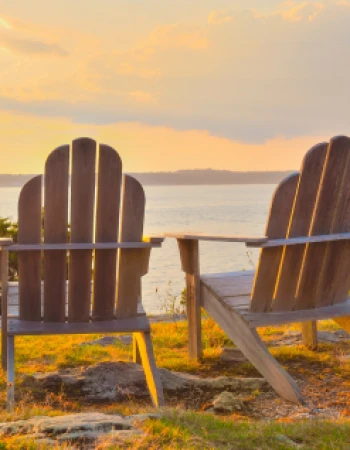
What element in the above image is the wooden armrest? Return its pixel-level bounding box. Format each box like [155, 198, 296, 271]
[142, 235, 164, 244]
[8, 242, 162, 251]
[166, 232, 267, 244]
[246, 232, 350, 248]
[0, 238, 13, 248]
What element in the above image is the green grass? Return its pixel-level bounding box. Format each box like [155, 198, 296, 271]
[0, 412, 349, 449]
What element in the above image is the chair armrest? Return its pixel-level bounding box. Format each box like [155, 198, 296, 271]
[8, 241, 162, 251]
[142, 235, 164, 244]
[166, 232, 267, 244]
[0, 238, 13, 248]
[246, 232, 350, 248]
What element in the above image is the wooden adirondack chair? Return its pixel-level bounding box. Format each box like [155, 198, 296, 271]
[0, 138, 164, 410]
[168, 135, 350, 405]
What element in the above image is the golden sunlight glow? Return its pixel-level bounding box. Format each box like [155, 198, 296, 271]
[1, 1, 350, 173]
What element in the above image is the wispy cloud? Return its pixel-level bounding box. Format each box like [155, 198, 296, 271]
[0, 34, 68, 56]
[0, 14, 68, 56]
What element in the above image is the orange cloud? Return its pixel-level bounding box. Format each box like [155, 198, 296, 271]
[145, 24, 208, 51]
[208, 11, 234, 26]
[128, 90, 155, 103]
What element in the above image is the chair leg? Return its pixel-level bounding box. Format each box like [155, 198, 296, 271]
[202, 290, 304, 405]
[7, 335, 14, 412]
[134, 332, 165, 408]
[302, 321, 318, 350]
[133, 334, 141, 364]
[1, 330, 7, 371]
[333, 316, 350, 333]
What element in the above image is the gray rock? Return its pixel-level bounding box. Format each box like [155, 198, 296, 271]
[80, 335, 133, 347]
[275, 434, 301, 448]
[211, 392, 246, 413]
[271, 329, 349, 347]
[0, 412, 132, 437]
[0, 413, 149, 448]
[288, 409, 341, 421]
[27, 361, 267, 403]
[220, 348, 248, 363]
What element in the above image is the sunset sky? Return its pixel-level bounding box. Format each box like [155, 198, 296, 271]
[1, 1, 350, 173]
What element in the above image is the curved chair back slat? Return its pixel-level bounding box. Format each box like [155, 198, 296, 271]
[18, 175, 42, 321]
[44, 145, 69, 322]
[93, 144, 122, 320]
[116, 175, 146, 319]
[273, 143, 328, 311]
[250, 173, 299, 312]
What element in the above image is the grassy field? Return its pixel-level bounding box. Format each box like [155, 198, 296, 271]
[0, 317, 348, 448]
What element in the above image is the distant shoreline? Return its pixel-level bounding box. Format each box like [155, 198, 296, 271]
[0, 170, 294, 188]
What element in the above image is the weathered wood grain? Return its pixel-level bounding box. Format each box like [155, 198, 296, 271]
[93, 144, 122, 320]
[18, 175, 42, 321]
[7, 316, 150, 335]
[202, 283, 303, 404]
[134, 332, 165, 407]
[44, 145, 69, 322]
[178, 239, 202, 360]
[296, 136, 350, 310]
[250, 173, 299, 312]
[68, 138, 96, 322]
[166, 233, 267, 243]
[315, 137, 350, 306]
[116, 175, 146, 319]
[1, 251, 8, 369]
[270, 143, 327, 312]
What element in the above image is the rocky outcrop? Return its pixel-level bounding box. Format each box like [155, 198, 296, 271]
[0, 412, 160, 447]
[25, 362, 267, 403]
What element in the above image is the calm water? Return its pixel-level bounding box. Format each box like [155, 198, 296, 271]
[0, 185, 276, 313]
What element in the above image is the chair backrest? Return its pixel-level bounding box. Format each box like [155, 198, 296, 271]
[250, 135, 350, 313]
[17, 138, 146, 322]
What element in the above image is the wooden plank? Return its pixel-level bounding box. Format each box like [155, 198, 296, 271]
[18, 175, 42, 321]
[1, 251, 8, 369]
[333, 317, 350, 333]
[68, 138, 96, 322]
[273, 143, 328, 311]
[201, 283, 303, 404]
[7, 316, 150, 336]
[223, 295, 251, 309]
[250, 173, 299, 312]
[315, 137, 350, 307]
[0, 239, 13, 246]
[8, 242, 161, 251]
[178, 239, 202, 360]
[7, 335, 14, 412]
[295, 137, 350, 310]
[201, 270, 254, 280]
[242, 300, 350, 328]
[3, 281, 146, 317]
[93, 144, 122, 320]
[247, 233, 350, 248]
[201, 273, 253, 298]
[301, 322, 318, 350]
[134, 332, 165, 407]
[166, 232, 267, 243]
[116, 175, 146, 319]
[44, 145, 69, 322]
[143, 236, 164, 243]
